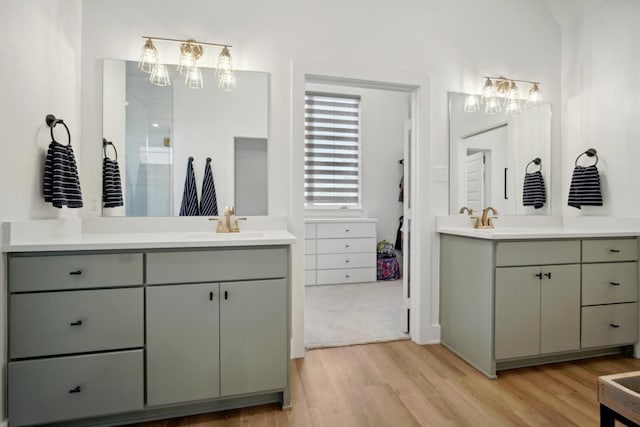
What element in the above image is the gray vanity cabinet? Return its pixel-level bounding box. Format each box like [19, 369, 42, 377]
[220, 279, 287, 396]
[495, 264, 580, 359]
[146, 283, 221, 406]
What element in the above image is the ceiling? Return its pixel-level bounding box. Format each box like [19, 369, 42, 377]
[537, 0, 607, 25]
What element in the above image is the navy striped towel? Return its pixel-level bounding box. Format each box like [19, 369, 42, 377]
[179, 157, 200, 216]
[43, 141, 83, 208]
[200, 157, 219, 216]
[568, 165, 603, 209]
[102, 157, 123, 208]
[522, 171, 546, 209]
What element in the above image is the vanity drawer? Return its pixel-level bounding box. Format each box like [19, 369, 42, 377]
[8, 350, 143, 427]
[317, 267, 376, 285]
[317, 222, 376, 239]
[581, 303, 638, 349]
[10, 288, 143, 359]
[582, 262, 639, 306]
[146, 247, 287, 284]
[305, 223, 317, 238]
[495, 240, 580, 267]
[305, 270, 317, 286]
[582, 239, 638, 263]
[9, 253, 143, 293]
[317, 253, 376, 270]
[305, 254, 316, 270]
[317, 238, 376, 254]
[305, 238, 316, 255]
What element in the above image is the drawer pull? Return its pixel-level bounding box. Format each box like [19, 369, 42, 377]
[610, 249, 621, 253]
[345, 244, 350, 248]
[610, 323, 620, 328]
[345, 275, 350, 278]
[69, 320, 83, 326]
[209, 291, 213, 301]
[224, 291, 228, 300]
[68, 386, 81, 394]
[544, 272, 552, 279]
[535, 273, 543, 279]
[345, 260, 350, 263]
[345, 229, 350, 232]
[69, 270, 83, 276]
[610, 282, 621, 286]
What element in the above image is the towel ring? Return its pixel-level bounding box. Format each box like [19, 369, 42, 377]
[46, 114, 71, 145]
[525, 158, 542, 174]
[575, 148, 598, 167]
[102, 138, 118, 161]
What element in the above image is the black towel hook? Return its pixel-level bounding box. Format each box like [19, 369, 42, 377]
[46, 114, 71, 145]
[206, 157, 212, 162]
[574, 148, 598, 167]
[102, 138, 118, 161]
[525, 158, 542, 174]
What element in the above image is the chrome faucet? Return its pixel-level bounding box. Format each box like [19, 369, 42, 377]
[209, 206, 247, 233]
[459, 206, 473, 216]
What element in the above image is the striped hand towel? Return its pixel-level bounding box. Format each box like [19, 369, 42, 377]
[200, 157, 219, 216]
[179, 157, 200, 216]
[522, 170, 546, 209]
[102, 157, 123, 208]
[43, 141, 83, 208]
[568, 165, 603, 209]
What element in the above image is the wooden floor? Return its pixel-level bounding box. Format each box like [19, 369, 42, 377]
[129, 341, 640, 426]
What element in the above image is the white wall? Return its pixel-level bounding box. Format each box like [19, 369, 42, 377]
[305, 83, 406, 244]
[0, 0, 83, 422]
[561, 0, 640, 217]
[79, 0, 561, 353]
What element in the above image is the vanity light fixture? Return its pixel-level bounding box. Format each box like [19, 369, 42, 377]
[138, 36, 235, 90]
[463, 94, 480, 113]
[469, 76, 542, 116]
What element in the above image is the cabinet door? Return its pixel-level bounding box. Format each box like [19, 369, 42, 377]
[146, 283, 220, 406]
[495, 267, 540, 359]
[540, 265, 580, 354]
[220, 279, 287, 396]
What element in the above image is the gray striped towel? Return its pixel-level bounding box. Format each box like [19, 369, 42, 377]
[200, 157, 218, 216]
[179, 157, 200, 216]
[522, 171, 546, 209]
[568, 165, 603, 209]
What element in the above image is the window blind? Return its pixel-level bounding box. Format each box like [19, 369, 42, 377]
[305, 91, 361, 207]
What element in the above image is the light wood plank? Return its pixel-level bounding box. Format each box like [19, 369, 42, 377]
[128, 342, 640, 427]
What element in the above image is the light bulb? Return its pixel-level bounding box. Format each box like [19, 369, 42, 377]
[526, 83, 542, 109]
[481, 78, 495, 104]
[177, 41, 203, 75]
[504, 81, 521, 116]
[185, 66, 204, 89]
[216, 46, 233, 76]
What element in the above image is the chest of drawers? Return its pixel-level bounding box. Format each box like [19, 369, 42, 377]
[305, 219, 377, 285]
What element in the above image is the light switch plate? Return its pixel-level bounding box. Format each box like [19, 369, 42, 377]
[433, 166, 448, 182]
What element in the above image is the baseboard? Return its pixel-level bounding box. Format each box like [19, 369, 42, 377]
[428, 323, 441, 343]
[1, 420, 7, 427]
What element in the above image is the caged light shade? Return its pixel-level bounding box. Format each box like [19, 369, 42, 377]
[138, 38, 158, 73]
[216, 46, 233, 76]
[464, 95, 480, 113]
[504, 81, 521, 116]
[526, 83, 542, 109]
[218, 70, 237, 91]
[185, 66, 204, 89]
[177, 41, 203, 75]
[150, 64, 171, 86]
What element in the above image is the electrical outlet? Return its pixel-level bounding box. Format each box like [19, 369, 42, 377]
[433, 166, 449, 183]
[88, 195, 101, 214]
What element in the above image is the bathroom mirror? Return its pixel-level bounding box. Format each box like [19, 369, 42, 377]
[448, 91, 551, 215]
[102, 59, 269, 217]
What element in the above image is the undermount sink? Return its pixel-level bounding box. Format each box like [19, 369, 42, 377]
[185, 231, 264, 240]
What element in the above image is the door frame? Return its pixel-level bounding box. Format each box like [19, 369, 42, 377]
[290, 60, 432, 358]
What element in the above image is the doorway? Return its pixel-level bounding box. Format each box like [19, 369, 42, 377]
[302, 78, 413, 349]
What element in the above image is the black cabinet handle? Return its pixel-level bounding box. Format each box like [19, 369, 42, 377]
[345, 275, 350, 278]
[69, 386, 81, 394]
[69, 320, 82, 326]
[610, 323, 620, 328]
[69, 270, 82, 275]
[544, 272, 552, 279]
[345, 259, 350, 263]
[345, 244, 350, 248]
[535, 273, 543, 279]
[610, 249, 621, 253]
[209, 291, 213, 301]
[224, 291, 228, 300]
[610, 282, 621, 286]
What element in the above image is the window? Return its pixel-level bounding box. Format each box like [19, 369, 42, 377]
[304, 91, 361, 208]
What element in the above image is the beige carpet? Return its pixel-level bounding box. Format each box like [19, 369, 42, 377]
[304, 279, 409, 349]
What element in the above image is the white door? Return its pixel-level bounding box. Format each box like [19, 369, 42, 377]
[465, 151, 485, 215]
[402, 112, 412, 334]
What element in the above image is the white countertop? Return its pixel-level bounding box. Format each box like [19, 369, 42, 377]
[2, 217, 297, 252]
[437, 226, 640, 240]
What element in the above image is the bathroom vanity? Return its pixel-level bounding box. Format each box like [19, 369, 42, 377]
[439, 225, 640, 378]
[3, 218, 296, 427]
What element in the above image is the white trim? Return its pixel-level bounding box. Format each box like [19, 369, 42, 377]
[290, 60, 432, 356]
